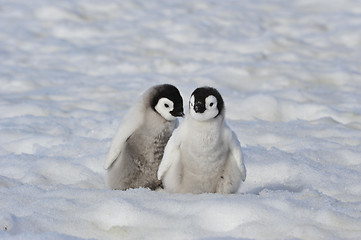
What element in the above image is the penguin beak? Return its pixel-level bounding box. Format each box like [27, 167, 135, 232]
[171, 109, 184, 118]
[194, 102, 206, 113]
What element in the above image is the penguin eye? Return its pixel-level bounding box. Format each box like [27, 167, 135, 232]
[164, 103, 169, 108]
[210, 102, 214, 107]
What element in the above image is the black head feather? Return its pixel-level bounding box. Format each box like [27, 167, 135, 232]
[151, 84, 184, 116]
[190, 87, 224, 117]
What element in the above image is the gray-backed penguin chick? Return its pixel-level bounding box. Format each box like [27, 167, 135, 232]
[104, 84, 184, 190]
[157, 87, 246, 194]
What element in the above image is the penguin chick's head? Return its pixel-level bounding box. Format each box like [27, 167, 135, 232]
[189, 87, 224, 121]
[152, 84, 184, 121]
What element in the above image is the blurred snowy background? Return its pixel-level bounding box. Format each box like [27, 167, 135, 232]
[1, 0, 361, 239]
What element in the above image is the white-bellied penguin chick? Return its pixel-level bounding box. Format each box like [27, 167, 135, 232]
[104, 84, 184, 190]
[158, 87, 246, 194]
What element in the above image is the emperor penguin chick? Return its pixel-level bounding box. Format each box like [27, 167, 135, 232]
[104, 84, 184, 190]
[158, 87, 246, 194]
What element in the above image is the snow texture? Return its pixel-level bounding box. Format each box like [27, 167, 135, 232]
[1, 0, 361, 239]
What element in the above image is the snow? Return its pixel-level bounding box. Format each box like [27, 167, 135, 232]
[1, 0, 361, 239]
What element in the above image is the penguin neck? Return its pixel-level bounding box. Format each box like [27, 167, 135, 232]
[185, 112, 225, 152]
[187, 111, 224, 130]
[145, 107, 175, 129]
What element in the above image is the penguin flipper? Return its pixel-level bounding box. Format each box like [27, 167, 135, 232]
[104, 101, 145, 170]
[216, 124, 246, 193]
[224, 124, 246, 181]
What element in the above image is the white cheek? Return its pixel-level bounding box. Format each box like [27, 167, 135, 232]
[205, 95, 217, 109]
[155, 98, 176, 121]
[189, 95, 195, 107]
[156, 107, 176, 121]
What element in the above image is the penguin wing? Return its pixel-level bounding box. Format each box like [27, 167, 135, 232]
[224, 124, 246, 181]
[157, 125, 182, 180]
[104, 101, 145, 170]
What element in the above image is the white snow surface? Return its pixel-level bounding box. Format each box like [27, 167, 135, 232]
[1, 0, 361, 239]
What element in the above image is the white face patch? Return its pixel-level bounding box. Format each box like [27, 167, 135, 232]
[155, 97, 177, 121]
[189, 95, 195, 108]
[190, 95, 219, 121]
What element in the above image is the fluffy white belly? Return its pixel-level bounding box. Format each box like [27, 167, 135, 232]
[179, 127, 228, 193]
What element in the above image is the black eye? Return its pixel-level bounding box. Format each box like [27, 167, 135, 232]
[210, 102, 214, 107]
[164, 103, 169, 108]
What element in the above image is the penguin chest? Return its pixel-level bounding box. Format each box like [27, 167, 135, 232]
[181, 126, 227, 192]
[186, 125, 225, 161]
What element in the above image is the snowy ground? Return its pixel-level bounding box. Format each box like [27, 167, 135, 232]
[1, 0, 361, 239]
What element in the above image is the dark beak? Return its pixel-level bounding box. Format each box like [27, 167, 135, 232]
[171, 108, 184, 117]
[194, 102, 205, 113]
